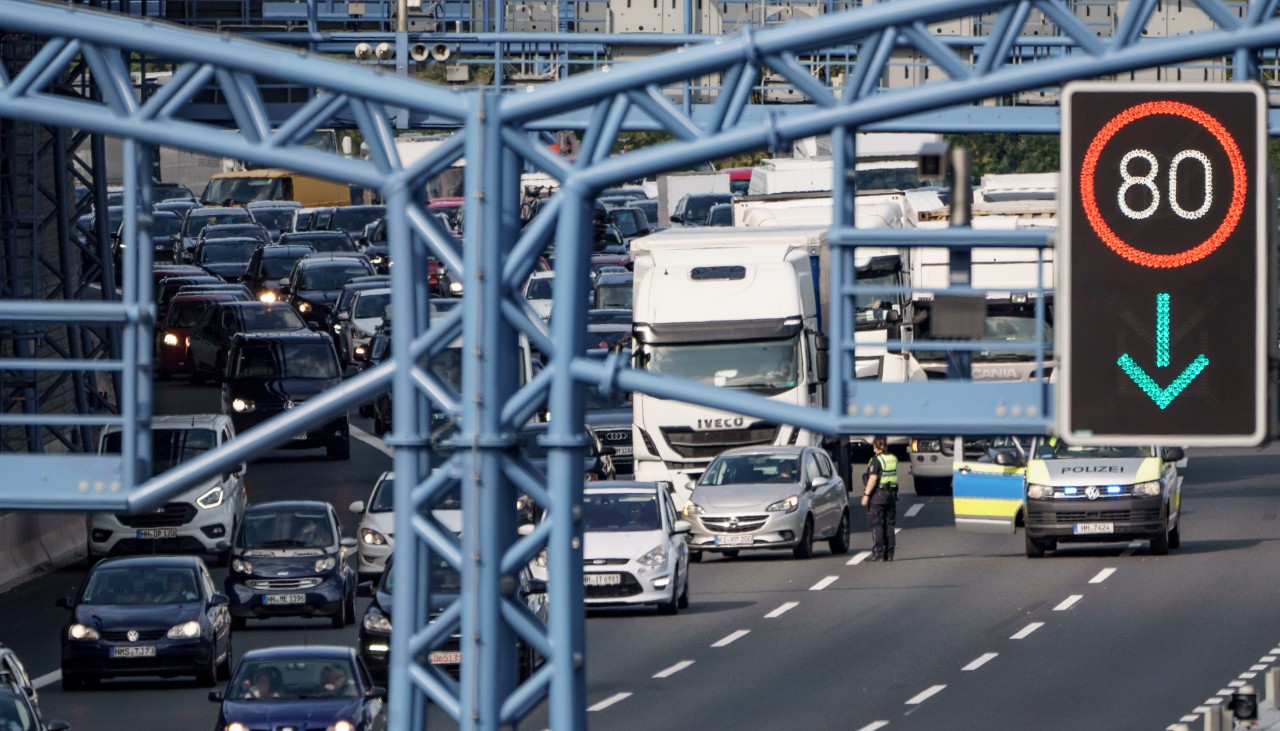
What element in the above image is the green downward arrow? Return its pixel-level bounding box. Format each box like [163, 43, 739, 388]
[1116, 293, 1209, 410]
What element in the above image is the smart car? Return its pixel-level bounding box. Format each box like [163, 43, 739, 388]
[209, 646, 385, 731]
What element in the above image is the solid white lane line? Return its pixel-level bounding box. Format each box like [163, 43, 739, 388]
[1054, 595, 1083, 611]
[765, 602, 799, 619]
[588, 692, 632, 712]
[1121, 540, 1142, 556]
[711, 630, 750, 648]
[810, 575, 838, 591]
[856, 722, 890, 731]
[905, 685, 946, 705]
[962, 653, 998, 671]
[31, 670, 59, 689]
[1089, 568, 1116, 584]
[847, 550, 872, 565]
[905, 504, 923, 518]
[350, 425, 394, 457]
[652, 660, 695, 679]
[1010, 622, 1044, 640]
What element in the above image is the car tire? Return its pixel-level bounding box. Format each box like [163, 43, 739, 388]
[61, 672, 86, 692]
[197, 650, 218, 687]
[1024, 532, 1046, 558]
[688, 550, 702, 563]
[677, 573, 690, 610]
[343, 587, 356, 626]
[328, 437, 351, 461]
[828, 511, 851, 555]
[1150, 526, 1170, 556]
[216, 637, 233, 681]
[792, 517, 814, 559]
[1168, 520, 1181, 549]
[231, 615, 246, 631]
[657, 570, 679, 616]
[913, 476, 952, 497]
[331, 602, 346, 629]
[189, 359, 206, 386]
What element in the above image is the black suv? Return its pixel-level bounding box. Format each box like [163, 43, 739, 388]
[221, 331, 351, 459]
[283, 253, 376, 326]
[187, 301, 309, 385]
[242, 243, 315, 302]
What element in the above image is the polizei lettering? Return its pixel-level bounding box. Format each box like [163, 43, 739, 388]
[1059, 465, 1124, 473]
[696, 417, 745, 430]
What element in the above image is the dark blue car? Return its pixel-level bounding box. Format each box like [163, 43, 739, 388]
[225, 500, 358, 629]
[56, 555, 232, 690]
[209, 645, 386, 731]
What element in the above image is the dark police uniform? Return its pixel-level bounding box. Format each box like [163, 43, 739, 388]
[865, 451, 898, 560]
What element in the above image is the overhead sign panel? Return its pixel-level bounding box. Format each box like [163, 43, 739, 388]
[1058, 82, 1268, 446]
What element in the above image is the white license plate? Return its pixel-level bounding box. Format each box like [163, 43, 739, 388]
[583, 573, 621, 587]
[715, 534, 753, 546]
[292, 432, 309, 440]
[137, 528, 177, 539]
[263, 593, 306, 605]
[613, 446, 633, 456]
[111, 646, 156, 658]
[428, 651, 462, 665]
[1074, 522, 1114, 535]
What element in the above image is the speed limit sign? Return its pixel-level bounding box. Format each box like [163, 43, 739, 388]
[1058, 82, 1269, 445]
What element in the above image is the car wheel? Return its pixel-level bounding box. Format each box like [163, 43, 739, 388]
[331, 602, 346, 628]
[677, 573, 690, 610]
[1024, 531, 1046, 558]
[792, 517, 814, 559]
[189, 359, 206, 386]
[197, 650, 218, 687]
[828, 510, 851, 555]
[61, 672, 86, 692]
[913, 476, 952, 497]
[231, 615, 246, 631]
[688, 550, 702, 563]
[216, 636, 233, 681]
[343, 587, 356, 626]
[1168, 520, 1181, 549]
[328, 437, 351, 461]
[1150, 526, 1170, 556]
[657, 569, 679, 616]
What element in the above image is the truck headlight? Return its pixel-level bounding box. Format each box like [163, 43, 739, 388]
[363, 611, 392, 634]
[163, 332, 179, 347]
[68, 623, 99, 640]
[167, 620, 202, 639]
[1027, 484, 1055, 499]
[231, 558, 253, 574]
[766, 495, 799, 513]
[360, 528, 387, 545]
[196, 486, 225, 509]
[231, 397, 255, 413]
[1132, 480, 1161, 497]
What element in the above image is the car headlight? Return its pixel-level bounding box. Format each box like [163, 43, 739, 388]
[449, 280, 463, 294]
[258, 290, 278, 303]
[360, 528, 387, 546]
[314, 556, 337, 572]
[163, 332, 179, 347]
[226, 724, 249, 731]
[682, 502, 704, 517]
[231, 397, 255, 413]
[1132, 480, 1161, 497]
[363, 610, 392, 633]
[196, 486, 225, 509]
[1027, 484, 1055, 499]
[637, 544, 667, 568]
[68, 623, 99, 640]
[332, 323, 343, 333]
[231, 558, 253, 574]
[167, 620, 202, 639]
[329, 721, 355, 731]
[298, 301, 312, 313]
[370, 255, 385, 265]
[766, 495, 799, 513]
[353, 345, 367, 359]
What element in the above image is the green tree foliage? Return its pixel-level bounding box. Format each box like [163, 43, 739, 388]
[944, 133, 1060, 178]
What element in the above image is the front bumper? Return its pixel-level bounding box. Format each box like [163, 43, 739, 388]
[358, 627, 391, 679]
[583, 565, 676, 606]
[61, 636, 214, 679]
[230, 410, 347, 449]
[686, 510, 806, 553]
[225, 572, 348, 619]
[356, 543, 392, 580]
[88, 502, 233, 558]
[1025, 495, 1166, 543]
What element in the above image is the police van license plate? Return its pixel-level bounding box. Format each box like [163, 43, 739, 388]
[715, 535, 752, 546]
[111, 646, 156, 658]
[263, 593, 306, 605]
[583, 573, 621, 587]
[1073, 522, 1114, 535]
[137, 528, 177, 539]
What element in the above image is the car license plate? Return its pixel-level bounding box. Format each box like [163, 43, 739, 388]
[292, 432, 309, 440]
[1073, 522, 1114, 535]
[714, 534, 753, 546]
[613, 446, 633, 456]
[137, 528, 177, 540]
[263, 593, 306, 605]
[428, 651, 462, 665]
[111, 646, 156, 658]
[583, 573, 621, 587]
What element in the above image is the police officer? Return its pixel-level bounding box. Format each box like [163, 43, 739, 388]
[861, 435, 898, 562]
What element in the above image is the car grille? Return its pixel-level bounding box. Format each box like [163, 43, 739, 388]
[584, 558, 630, 566]
[115, 502, 198, 528]
[101, 629, 167, 642]
[700, 515, 769, 533]
[584, 573, 643, 599]
[593, 428, 634, 474]
[660, 424, 779, 459]
[246, 577, 322, 590]
[1028, 508, 1162, 526]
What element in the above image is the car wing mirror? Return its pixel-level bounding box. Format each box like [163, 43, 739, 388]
[210, 593, 230, 606]
[673, 520, 692, 535]
[340, 536, 359, 549]
[1162, 447, 1185, 462]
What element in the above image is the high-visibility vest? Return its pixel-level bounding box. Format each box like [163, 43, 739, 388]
[871, 453, 898, 490]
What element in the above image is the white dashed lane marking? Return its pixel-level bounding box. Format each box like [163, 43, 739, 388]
[905, 685, 946, 705]
[765, 602, 799, 619]
[962, 653, 998, 671]
[905, 504, 923, 518]
[588, 692, 632, 712]
[652, 661, 694, 679]
[809, 576, 838, 591]
[856, 722, 890, 731]
[1089, 568, 1116, 584]
[351, 425, 394, 457]
[711, 630, 750, 648]
[32, 671, 58, 689]
[1054, 595, 1083, 611]
[847, 551, 872, 565]
[1010, 622, 1044, 640]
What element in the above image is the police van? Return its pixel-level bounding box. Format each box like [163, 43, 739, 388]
[952, 437, 1184, 558]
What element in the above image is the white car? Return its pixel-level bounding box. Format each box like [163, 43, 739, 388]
[523, 270, 554, 321]
[582, 482, 690, 614]
[91, 414, 247, 566]
[349, 471, 463, 580]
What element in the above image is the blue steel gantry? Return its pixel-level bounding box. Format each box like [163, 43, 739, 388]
[2, 0, 1280, 729]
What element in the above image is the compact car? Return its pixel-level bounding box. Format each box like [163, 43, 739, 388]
[209, 646, 385, 731]
[581, 482, 690, 614]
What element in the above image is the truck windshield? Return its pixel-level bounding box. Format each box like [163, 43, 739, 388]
[201, 177, 284, 206]
[914, 306, 1053, 363]
[642, 337, 800, 394]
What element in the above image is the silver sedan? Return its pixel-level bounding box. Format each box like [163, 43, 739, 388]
[683, 446, 849, 560]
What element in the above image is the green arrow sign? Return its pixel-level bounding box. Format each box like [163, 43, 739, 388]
[1116, 293, 1209, 410]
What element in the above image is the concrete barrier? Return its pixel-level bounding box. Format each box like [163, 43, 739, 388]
[0, 509, 85, 591]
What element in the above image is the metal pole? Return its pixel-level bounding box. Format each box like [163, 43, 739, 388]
[946, 145, 972, 381]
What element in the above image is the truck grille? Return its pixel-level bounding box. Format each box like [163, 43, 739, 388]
[660, 424, 779, 459]
[246, 577, 322, 590]
[116, 502, 198, 528]
[701, 515, 769, 533]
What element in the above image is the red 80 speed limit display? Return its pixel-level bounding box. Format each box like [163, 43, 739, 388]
[1059, 83, 1267, 446]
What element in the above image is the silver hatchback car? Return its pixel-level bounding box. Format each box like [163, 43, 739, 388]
[683, 446, 849, 560]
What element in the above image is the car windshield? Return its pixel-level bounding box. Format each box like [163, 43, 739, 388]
[368, 477, 394, 513]
[200, 240, 259, 263]
[251, 209, 296, 231]
[183, 212, 251, 237]
[642, 337, 799, 393]
[229, 657, 358, 701]
[103, 427, 215, 476]
[525, 278, 553, 300]
[299, 235, 355, 253]
[239, 509, 333, 548]
[240, 306, 306, 331]
[80, 567, 201, 606]
[582, 493, 660, 532]
[700, 453, 801, 485]
[232, 341, 338, 379]
[353, 292, 390, 319]
[426, 347, 463, 390]
[680, 195, 729, 222]
[595, 283, 631, 309]
[151, 216, 183, 238]
[330, 207, 385, 232]
[1034, 443, 1153, 460]
[259, 252, 310, 279]
[299, 265, 367, 291]
[0, 692, 37, 731]
[167, 300, 214, 327]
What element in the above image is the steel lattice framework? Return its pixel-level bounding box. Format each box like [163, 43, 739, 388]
[1, 0, 1280, 728]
